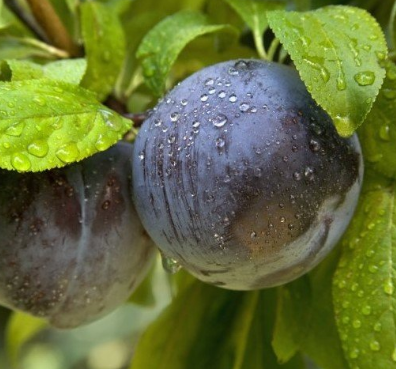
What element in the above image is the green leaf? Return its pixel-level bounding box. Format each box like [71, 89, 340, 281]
[273, 251, 349, 369]
[6, 312, 47, 368]
[80, 2, 125, 101]
[1, 59, 43, 81]
[43, 59, 87, 85]
[272, 277, 312, 363]
[267, 6, 388, 137]
[223, 0, 285, 58]
[358, 60, 396, 179]
[333, 168, 396, 369]
[1, 59, 87, 84]
[0, 79, 131, 172]
[136, 10, 234, 96]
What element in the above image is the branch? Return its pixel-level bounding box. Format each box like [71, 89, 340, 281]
[4, 0, 48, 42]
[25, 0, 80, 57]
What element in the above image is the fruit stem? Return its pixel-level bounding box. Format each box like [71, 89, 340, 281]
[25, 0, 80, 57]
[253, 29, 268, 61]
[267, 38, 280, 62]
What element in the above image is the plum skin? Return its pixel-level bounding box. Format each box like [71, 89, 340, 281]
[0, 142, 155, 328]
[132, 59, 363, 290]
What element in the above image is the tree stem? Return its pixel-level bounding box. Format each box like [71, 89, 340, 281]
[25, 0, 80, 56]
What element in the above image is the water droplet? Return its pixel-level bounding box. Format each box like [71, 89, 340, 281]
[309, 139, 320, 152]
[212, 114, 228, 128]
[304, 167, 314, 180]
[376, 51, 386, 60]
[369, 264, 378, 273]
[27, 141, 49, 158]
[379, 124, 390, 141]
[383, 89, 396, 100]
[3, 142, 10, 149]
[303, 57, 330, 82]
[218, 91, 226, 98]
[239, 103, 250, 112]
[250, 231, 257, 239]
[362, 305, 372, 315]
[6, 122, 24, 137]
[349, 348, 359, 359]
[138, 151, 145, 161]
[352, 319, 361, 329]
[161, 254, 181, 274]
[95, 134, 112, 152]
[168, 135, 176, 144]
[215, 137, 225, 149]
[254, 168, 262, 177]
[181, 99, 188, 106]
[154, 119, 163, 127]
[11, 153, 31, 171]
[170, 112, 180, 122]
[293, 172, 302, 181]
[204, 78, 214, 86]
[33, 96, 46, 106]
[100, 109, 123, 131]
[228, 67, 238, 75]
[374, 322, 382, 332]
[208, 87, 216, 95]
[234, 60, 248, 70]
[229, 94, 237, 103]
[370, 341, 381, 351]
[354, 71, 375, 86]
[56, 142, 80, 163]
[337, 75, 346, 90]
[384, 280, 393, 295]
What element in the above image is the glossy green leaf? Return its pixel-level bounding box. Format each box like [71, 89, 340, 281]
[273, 251, 349, 369]
[223, 0, 284, 58]
[358, 60, 396, 179]
[136, 10, 233, 96]
[1, 59, 87, 84]
[43, 59, 87, 84]
[80, 2, 125, 100]
[0, 79, 131, 172]
[267, 6, 387, 137]
[6, 312, 47, 368]
[333, 168, 396, 369]
[272, 277, 312, 363]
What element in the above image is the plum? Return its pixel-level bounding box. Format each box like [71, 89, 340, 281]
[132, 59, 363, 290]
[0, 142, 155, 328]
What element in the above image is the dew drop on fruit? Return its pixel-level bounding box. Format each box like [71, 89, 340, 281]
[170, 112, 180, 122]
[154, 119, 163, 127]
[218, 91, 226, 98]
[200, 94, 209, 102]
[309, 139, 320, 152]
[161, 254, 181, 274]
[204, 78, 214, 86]
[212, 114, 228, 128]
[229, 94, 237, 103]
[27, 140, 49, 158]
[239, 103, 250, 112]
[11, 153, 31, 171]
[216, 138, 225, 149]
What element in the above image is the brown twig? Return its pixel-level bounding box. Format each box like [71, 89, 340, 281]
[123, 112, 150, 128]
[4, 0, 48, 42]
[25, 0, 80, 56]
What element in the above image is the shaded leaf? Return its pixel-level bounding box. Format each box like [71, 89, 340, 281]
[6, 312, 47, 368]
[0, 79, 131, 172]
[358, 60, 396, 179]
[333, 168, 396, 369]
[267, 6, 387, 137]
[136, 10, 234, 96]
[80, 2, 125, 100]
[223, 0, 285, 58]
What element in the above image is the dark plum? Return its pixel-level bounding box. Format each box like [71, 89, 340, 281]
[0, 142, 155, 328]
[132, 59, 363, 290]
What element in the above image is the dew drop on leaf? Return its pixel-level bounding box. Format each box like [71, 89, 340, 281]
[56, 142, 80, 163]
[370, 341, 381, 351]
[354, 71, 376, 86]
[336, 75, 347, 91]
[27, 140, 49, 158]
[349, 348, 359, 359]
[5, 121, 24, 137]
[11, 153, 31, 171]
[95, 134, 113, 151]
[379, 124, 390, 141]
